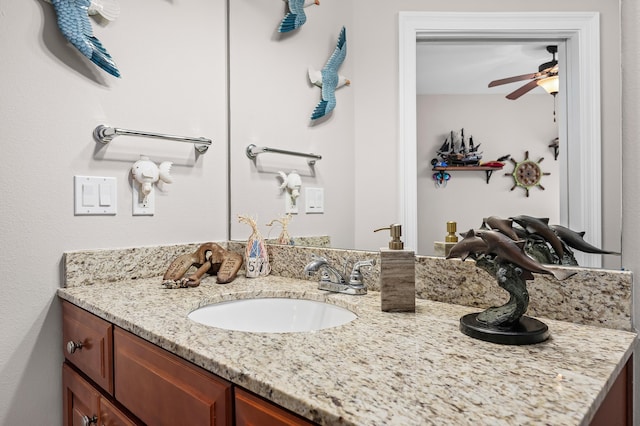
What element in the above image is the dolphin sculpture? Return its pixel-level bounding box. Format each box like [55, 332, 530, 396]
[278, 0, 320, 33]
[510, 215, 564, 259]
[446, 230, 488, 261]
[48, 0, 121, 77]
[483, 216, 519, 241]
[550, 224, 621, 255]
[475, 230, 576, 281]
[308, 26, 349, 120]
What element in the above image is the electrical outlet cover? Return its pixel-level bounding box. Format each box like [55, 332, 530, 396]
[285, 192, 299, 214]
[132, 182, 155, 216]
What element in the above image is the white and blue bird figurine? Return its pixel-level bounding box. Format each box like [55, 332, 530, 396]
[86, 0, 120, 21]
[308, 26, 349, 121]
[45, 0, 121, 77]
[278, 0, 319, 33]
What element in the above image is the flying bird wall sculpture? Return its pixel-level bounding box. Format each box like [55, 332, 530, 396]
[278, 0, 319, 33]
[308, 26, 349, 121]
[46, 0, 121, 77]
[86, 0, 120, 21]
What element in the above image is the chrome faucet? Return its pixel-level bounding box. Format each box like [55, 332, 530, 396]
[303, 254, 375, 295]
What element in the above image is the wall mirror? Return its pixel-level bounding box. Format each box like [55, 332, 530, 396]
[228, 7, 621, 270]
[399, 11, 606, 268]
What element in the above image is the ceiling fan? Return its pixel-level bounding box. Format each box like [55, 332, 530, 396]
[488, 45, 559, 100]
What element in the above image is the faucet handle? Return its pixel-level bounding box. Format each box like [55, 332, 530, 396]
[349, 259, 376, 286]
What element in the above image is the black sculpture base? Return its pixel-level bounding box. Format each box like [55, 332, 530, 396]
[460, 313, 550, 345]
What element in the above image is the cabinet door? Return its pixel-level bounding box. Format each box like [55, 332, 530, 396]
[100, 397, 138, 426]
[62, 301, 114, 394]
[590, 356, 633, 426]
[63, 363, 100, 426]
[235, 388, 315, 426]
[114, 327, 232, 426]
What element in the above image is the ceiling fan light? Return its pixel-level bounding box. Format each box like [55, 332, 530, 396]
[537, 76, 559, 95]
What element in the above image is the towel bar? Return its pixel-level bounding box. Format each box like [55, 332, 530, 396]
[93, 125, 212, 154]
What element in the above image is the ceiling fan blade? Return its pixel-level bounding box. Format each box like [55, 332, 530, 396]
[488, 72, 538, 87]
[506, 79, 541, 100]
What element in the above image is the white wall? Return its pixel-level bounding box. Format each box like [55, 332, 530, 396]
[0, 1, 227, 423]
[417, 94, 560, 255]
[228, 0, 356, 249]
[621, 2, 640, 419]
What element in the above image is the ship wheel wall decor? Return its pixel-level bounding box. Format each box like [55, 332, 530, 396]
[505, 151, 550, 197]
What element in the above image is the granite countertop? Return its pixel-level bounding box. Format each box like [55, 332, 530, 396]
[58, 275, 636, 426]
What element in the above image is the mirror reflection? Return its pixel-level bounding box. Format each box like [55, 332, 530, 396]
[228, 7, 621, 270]
[416, 42, 561, 257]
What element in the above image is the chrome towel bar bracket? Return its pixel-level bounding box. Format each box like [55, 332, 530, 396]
[93, 125, 212, 154]
[246, 144, 322, 166]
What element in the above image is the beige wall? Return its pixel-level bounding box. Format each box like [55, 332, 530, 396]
[0, 1, 227, 423]
[621, 2, 640, 419]
[417, 94, 561, 256]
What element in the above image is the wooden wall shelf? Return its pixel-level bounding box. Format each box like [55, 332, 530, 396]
[432, 166, 504, 184]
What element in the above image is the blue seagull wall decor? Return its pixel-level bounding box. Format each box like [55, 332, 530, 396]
[308, 26, 349, 121]
[278, 0, 319, 33]
[47, 0, 121, 77]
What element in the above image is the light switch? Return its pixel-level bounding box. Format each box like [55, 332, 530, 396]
[82, 183, 97, 207]
[99, 183, 112, 206]
[74, 176, 117, 215]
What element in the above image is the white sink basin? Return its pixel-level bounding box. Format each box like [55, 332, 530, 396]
[188, 298, 357, 333]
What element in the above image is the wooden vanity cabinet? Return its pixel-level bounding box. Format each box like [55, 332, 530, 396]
[62, 363, 100, 426]
[63, 363, 137, 426]
[114, 327, 232, 426]
[62, 300, 313, 426]
[590, 354, 633, 426]
[62, 301, 113, 394]
[99, 397, 139, 426]
[235, 387, 315, 426]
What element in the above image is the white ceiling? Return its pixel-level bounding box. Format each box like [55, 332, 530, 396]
[416, 42, 560, 96]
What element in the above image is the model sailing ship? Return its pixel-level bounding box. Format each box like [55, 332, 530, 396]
[433, 129, 485, 167]
[431, 129, 507, 186]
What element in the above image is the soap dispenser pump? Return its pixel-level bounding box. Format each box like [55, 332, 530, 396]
[374, 224, 404, 250]
[374, 224, 415, 312]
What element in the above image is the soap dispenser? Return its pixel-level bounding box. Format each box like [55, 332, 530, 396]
[374, 224, 416, 312]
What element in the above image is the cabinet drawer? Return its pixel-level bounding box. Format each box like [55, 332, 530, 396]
[63, 363, 100, 426]
[114, 327, 232, 426]
[63, 363, 139, 426]
[62, 300, 113, 394]
[235, 388, 316, 426]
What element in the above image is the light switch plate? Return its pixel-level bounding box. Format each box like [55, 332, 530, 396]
[305, 187, 324, 214]
[74, 176, 117, 215]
